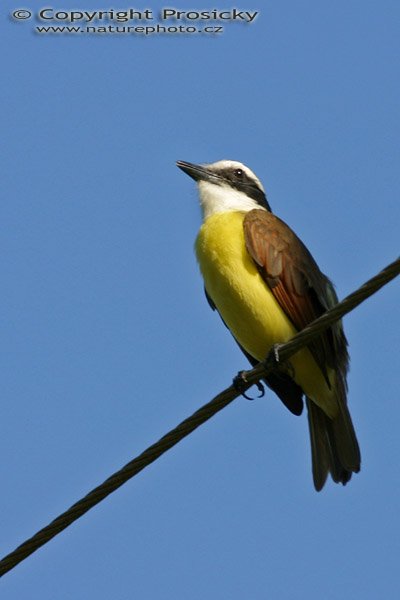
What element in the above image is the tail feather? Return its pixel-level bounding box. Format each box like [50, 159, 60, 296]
[306, 388, 360, 491]
[330, 378, 361, 472]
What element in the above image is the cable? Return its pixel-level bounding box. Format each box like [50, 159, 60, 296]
[0, 257, 398, 577]
[244, 257, 400, 385]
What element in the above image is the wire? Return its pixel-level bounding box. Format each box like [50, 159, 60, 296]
[0, 256, 398, 577]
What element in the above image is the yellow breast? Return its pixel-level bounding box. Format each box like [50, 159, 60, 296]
[195, 211, 297, 358]
[195, 211, 337, 417]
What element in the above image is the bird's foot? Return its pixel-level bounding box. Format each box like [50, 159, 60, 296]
[233, 371, 265, 401]
[264, 344, 294, 378]
[265, 343, 282, 369]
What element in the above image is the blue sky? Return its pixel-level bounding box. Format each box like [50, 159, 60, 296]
[1, 0, 399, 597]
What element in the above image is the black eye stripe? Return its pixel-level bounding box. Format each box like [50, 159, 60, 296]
[215, 167, 272, 212]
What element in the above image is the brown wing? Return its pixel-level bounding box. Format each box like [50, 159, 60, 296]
[243, 209, 349, 385]
[244, 209, 360, 489]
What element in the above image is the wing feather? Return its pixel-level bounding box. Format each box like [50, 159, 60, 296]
[243, 209, 348, 385]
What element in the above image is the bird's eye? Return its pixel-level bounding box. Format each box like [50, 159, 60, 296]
[234, 168, 243, 178]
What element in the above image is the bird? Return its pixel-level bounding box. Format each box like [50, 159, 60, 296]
[176, 158, 361, 491]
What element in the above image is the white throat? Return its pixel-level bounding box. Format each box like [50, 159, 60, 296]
[198, 180, 264, 220]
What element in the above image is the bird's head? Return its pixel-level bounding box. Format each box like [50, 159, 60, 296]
[176, 159, 271, 219]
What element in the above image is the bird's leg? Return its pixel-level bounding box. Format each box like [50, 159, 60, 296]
[265, 344, 296, 379]
[233, 371, 265, 401]
[273, 343, 282, 363]
[265, 343, 283, 370]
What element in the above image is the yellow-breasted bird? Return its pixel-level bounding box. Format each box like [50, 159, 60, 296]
[177, 159, 361, 491]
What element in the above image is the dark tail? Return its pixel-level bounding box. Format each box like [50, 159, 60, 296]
[306, 384, 361, 491]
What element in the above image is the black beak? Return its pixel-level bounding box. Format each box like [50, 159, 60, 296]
[176, 160, 215, 183]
